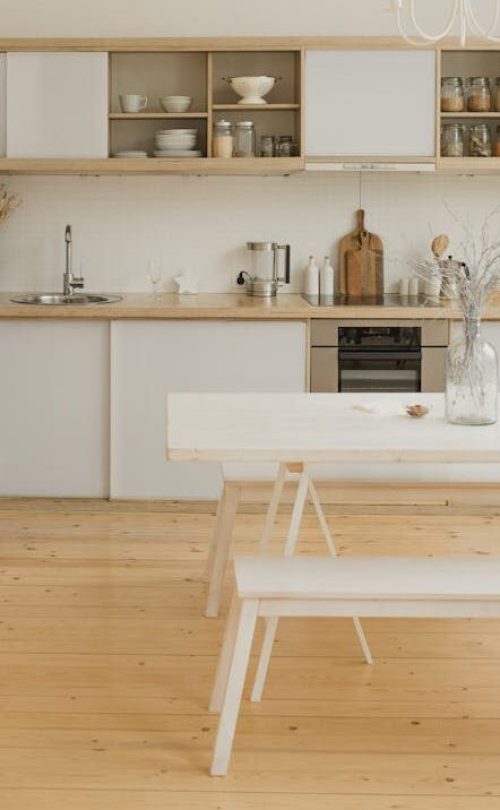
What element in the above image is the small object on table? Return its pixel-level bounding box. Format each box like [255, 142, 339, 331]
[408, 277, 419, 296]
[406, 403, 429, 418]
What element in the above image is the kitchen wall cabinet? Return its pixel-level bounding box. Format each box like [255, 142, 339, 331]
[110, 320, 307, 498]
[6, 52, 108, 158]
[0, 320, 109, 496]
[304, 50, 436, 160]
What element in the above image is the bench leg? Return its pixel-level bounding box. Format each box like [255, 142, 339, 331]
[251, 468, 309, 702]
[209, 592, 242, 713]
[210, 598, 259, 776]
[205, 483, 240, 618]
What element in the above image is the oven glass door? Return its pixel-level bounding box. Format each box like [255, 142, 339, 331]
[338, 351, 421, 393]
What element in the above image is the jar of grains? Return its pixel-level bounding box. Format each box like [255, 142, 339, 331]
[212, 120, 233, 158]
[469, 123, 492, 157]
[441, 77, 465, 112]
[496, 78, 500, 111]
[467, 77, 491, 112]
[233, 121, 256, 157]
[495, 125, 500, 156]
[441, 123, 465, 157]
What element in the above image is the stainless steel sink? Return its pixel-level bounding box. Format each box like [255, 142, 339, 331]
[11, 293, 122, 305]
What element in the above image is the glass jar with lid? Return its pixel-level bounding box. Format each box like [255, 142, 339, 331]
[441, 123, 465, 157]
[495, 124, 500, 156]
[469, 123, 492, 156]
[467, 77, 491, 112]
[441, 77, 465, 112]
[495, 78, 500, 112]
[212, 120, 233, 158]
[233, 121, 256, 158]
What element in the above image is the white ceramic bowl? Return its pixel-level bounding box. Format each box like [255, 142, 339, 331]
[155, 136, 196, 145]
[159, 95, 192, 113]
[156, 128, 197, 136]
[226, 75, 277, 105]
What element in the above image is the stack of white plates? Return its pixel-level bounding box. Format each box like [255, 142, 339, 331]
[113, 149, 149, 159]
[154, 128, 200, 158]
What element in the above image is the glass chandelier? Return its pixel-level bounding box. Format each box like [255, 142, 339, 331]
[391, 0, 500, 46]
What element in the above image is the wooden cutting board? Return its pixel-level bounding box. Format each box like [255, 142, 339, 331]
[338, 209, 384, 297]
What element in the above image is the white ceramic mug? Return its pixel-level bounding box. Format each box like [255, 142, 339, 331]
[119, 94, 148, 113]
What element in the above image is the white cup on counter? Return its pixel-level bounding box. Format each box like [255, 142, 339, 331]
[409, 277, 419, 296]
[399, 278, 409, 297]
[119, 94, 148, 113]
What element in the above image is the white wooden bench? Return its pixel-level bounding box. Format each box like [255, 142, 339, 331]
[209, 555, 500, 776]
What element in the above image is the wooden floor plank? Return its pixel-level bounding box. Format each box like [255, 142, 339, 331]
[1, 498, 500, 805]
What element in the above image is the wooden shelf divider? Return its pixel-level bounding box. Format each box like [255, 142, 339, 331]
[212, 103, 300, 110]
[109, 112, 208, 120]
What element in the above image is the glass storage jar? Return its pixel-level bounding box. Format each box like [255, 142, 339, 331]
[441, 77, 465, 112]
[441, 123, 465, 157]
[495, 124, 500, 156]
[446, 318, 498, 425]
[275, 135, 295, 157]
[467, 77, 491, 112]
[260, 135, 275, 157]
[468, 123, 492, 156]
[233, 121, 256, 157]
[212, 120, 233, 158]
[496, 78, 500, 111]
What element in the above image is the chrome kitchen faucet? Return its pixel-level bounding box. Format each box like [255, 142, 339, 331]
[63, 225, 84, 295]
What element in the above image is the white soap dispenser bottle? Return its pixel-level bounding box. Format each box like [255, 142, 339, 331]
[303, 255, 320, 296]
[320, 256, 335, 297]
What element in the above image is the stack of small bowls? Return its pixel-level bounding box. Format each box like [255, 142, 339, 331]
[154, 128, 200, 157]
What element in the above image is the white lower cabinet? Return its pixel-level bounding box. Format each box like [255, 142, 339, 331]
[0, 320, 110, 497]
[110, 320, 307, 498]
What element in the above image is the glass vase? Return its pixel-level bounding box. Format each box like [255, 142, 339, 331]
[446, 318, 498, 425]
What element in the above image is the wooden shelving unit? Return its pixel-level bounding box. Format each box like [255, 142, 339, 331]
[439, 49, 500, 162]
[0, 157, 304, 175]
[105, 45, 303, 168]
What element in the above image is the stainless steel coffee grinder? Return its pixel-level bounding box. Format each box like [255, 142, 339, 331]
[237, 241, 291, 297]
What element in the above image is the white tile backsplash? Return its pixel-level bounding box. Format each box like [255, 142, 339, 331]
[0, 171, 498, 295]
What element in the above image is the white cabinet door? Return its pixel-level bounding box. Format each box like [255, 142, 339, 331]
[305, 50, 436, 157]
[6, 52, 108, 158]
[0, 320, 110, 496]
[111, 321, 307, 499]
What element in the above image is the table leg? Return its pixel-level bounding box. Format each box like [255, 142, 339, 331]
[205, 482, 240, 618]
[259, 463, 287, 553]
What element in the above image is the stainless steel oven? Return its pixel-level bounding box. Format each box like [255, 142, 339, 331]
[310, 319, 448, 393]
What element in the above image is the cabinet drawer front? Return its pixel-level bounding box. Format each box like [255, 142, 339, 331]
[311, 320, 338, 346]
[421, 347, 447, 392]
[422, 320, 449, 346]
[6, 52, 108, 158]
[311, 347, 338, 392]
[305, 50, 436, 158]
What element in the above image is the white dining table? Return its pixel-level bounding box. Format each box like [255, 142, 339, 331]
[166, 392, 500, 466]
[166, 391, 500, 703]
[166, 392, 500, 618]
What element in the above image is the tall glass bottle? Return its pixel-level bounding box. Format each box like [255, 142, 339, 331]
[446, 317, 498, 425]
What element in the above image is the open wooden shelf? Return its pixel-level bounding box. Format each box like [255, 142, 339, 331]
[109, 112, 208, 120]
[438, 156, 500, 172]
[0, 157, 304, 175]
[441, 111, 500, 118]
[212, 103, 300, 111]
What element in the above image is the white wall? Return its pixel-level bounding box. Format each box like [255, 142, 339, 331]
[0, 1, 499, 294]
[0, 0, 449, 37]
[1, 172, 500, 295]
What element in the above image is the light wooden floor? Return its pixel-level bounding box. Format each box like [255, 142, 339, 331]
[1, 497, 500, 809]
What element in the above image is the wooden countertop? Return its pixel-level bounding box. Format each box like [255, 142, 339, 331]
[1, 292, 500, 320]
